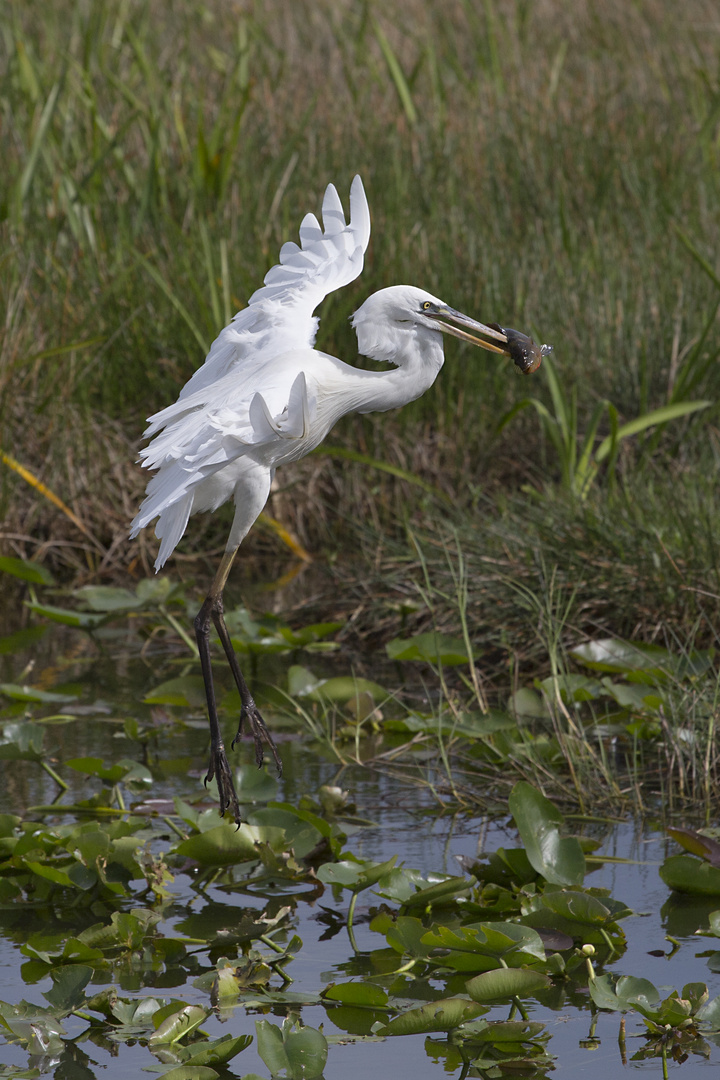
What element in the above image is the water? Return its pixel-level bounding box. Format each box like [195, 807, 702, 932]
[1, 611, 720, 1077]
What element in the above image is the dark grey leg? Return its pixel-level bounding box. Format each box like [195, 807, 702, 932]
[210, 597, 283, 776]
[193, 548, 283, 824]
[194, 595, 241, 824]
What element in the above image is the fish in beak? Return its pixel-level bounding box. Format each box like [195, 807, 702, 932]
[423, 302, 552, 373]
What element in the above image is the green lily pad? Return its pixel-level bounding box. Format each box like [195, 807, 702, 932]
[377, 997, 486, 1035]
[174, 823, 285, 866]
[508, 782, 585, 886]
[660, 855, 720, 896]
[466, 967, 552, 1002]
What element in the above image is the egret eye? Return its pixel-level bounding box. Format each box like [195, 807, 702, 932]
[422, 301, 433, 311]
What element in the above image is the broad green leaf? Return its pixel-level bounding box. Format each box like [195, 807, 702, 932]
[377, 997, 486, 1035]
[386, 632, 469, 666]
[183, 1033, 252, 1064]
[697, 994, 720, 1030]
[149, 1005, 209, 1044]
[378, 915, 434, 958]
[509, 687, 549, 718]
[158, 1067, 219, 1080]
[0, 721, 45, 760]
[660, 855, 720, 895]
[42, 965, 92, 1010]
[287, 665, 386, 703]
[668, 828, 720, 868]
[284, 1025, 328, 1078]
[539, 889, 630, 927]
[323, 982, 389, 1007]
[316, 855, 397, 893]
[399, 875, 471, 909]
[23, 861, 75, 887]
[174, 823, 285, 866]
[74, 585, 145, 611]
[471, 1019, 546, 1043]
[65, 757, 152, 788]
[144, 676, 208, 707]
[0, 555, 55, 585]
[422, 923, 546, 972]
[570, 638, 669, 674]
[0, 683, 76, 704]
[508, 782, 585, 886]
[466, 967, 552, 1002]
[25, 601, 106, 628]
[255, 1020, 289, 1075]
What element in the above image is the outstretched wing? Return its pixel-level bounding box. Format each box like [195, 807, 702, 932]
[144, 175, 371, 432]
[131, 176, 370, 568]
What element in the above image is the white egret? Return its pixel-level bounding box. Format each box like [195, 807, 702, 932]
[130, 175, 550, 823]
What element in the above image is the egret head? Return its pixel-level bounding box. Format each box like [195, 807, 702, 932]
[352, 285, 549, 372]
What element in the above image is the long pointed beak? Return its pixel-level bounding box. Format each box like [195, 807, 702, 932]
[429, 306, 552, 374]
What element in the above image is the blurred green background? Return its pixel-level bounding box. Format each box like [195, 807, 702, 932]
[1, 0, 719, 647]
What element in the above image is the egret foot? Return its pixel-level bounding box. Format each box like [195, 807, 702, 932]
[232, 699, 283, 774]
[205, 739, 241, 825]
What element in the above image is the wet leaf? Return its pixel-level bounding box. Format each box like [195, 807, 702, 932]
[255, 1020, 289, 1075]
[508, 782, 585, 886]
[660, 855, 720, 895]
[316, 854, 397, 893]
[42, 965, 92, 1010]
[322, 982, 389, 1007]
[466, 967, 552, 1002]
[174, 823, 285, 866]
[284, 1024, 328, 1078]
[377, 996, 486, 1035]
[668, 828, 720, 868]
[157, 1067, 219, 1080]
[182, 1033, 252, 1064]
[149, 1005, 209, 1044]
[470, 1019, 546, 1043]
[0, 721, 45, 760]
[422, 922, 547, 972]
[538, 888, 630, 927]
[399, 875, 471, 909]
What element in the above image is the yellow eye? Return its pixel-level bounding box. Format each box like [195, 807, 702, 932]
[422, 301, 432, 310]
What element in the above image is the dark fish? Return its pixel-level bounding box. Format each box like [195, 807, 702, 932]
[489, 323, 553, 374]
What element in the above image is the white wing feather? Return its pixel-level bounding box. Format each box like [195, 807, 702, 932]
[150, 174, 370, 415]
[130, 176, 370, 567]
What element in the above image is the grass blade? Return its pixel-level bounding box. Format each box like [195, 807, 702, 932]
[594, 401, 712, 463]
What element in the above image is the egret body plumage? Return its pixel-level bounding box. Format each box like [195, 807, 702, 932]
[130, 176, 548, 823]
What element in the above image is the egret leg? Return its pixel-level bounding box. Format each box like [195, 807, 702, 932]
[194, 549, 282, 825]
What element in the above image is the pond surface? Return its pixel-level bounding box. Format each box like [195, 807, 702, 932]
[1, 606, 720, 1078]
